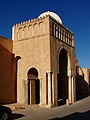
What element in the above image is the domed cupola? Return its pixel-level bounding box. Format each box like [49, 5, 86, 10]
[38, 11, 62, 24]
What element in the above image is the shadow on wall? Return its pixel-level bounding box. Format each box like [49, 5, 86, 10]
[49, 110, 90, 120]
[0, 42, 21, 104]
[76, 66, 90, 101]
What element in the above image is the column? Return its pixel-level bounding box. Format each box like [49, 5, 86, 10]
[47, 71, 53, 107]
[71, 75, 76, 103]
[68, 76, 72, 104]
[67, 69, 72, 104]
[22, 78, 27, 104]
[39, 78, 42, 105]
[25, 80, 28, 104]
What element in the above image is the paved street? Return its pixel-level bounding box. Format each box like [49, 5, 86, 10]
[12, 96, 90, 120]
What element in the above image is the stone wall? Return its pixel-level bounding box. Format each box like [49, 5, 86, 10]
[13, 16, 51, 105]
[76, 66, 90, 100]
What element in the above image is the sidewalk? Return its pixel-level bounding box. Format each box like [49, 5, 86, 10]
[3, 96, 90, 120]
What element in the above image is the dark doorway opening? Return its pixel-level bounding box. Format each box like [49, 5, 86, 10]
[27, 67, 40, 105]
[58, 49, 68, 106]
[28, 80, 30, 105]
[35, 79, 40, 104]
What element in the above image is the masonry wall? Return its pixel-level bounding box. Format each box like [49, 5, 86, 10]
[76, 66, 90, 100]
[13, 15, 78, 106]
[49, 17, 77, 105]
[82, 68, 90, 93]
[13, 16, 51, 105]
[0, 36, 16, 104]
[82, 68, 90, 85]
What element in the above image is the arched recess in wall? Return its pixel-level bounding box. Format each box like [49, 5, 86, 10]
[58, 48, 68, 105]
[57, 45, 71, 73]
[27, 67, 40, 105]
[39, 22, 45, 35]
[18, 27, 22, 40]
[57, 45, 71, 106]
[33, 23, 38, 36]
[28, 25, 33, 37]
[23, 26, 27, 38]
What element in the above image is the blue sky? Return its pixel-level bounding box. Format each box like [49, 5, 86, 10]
[0, 0, 90, 68]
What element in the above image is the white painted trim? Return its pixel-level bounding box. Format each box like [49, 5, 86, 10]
[12, 26, 14, 40]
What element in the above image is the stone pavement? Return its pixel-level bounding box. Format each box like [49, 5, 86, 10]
[11, 96, 90, 120]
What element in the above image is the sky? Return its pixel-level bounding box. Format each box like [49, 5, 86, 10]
[0, 0, 90, 68]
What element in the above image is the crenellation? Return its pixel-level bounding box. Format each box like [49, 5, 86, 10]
[23, 21, 26, 25]
[33, 18, 36, 21]
[28, 20, 31, 22]
[13, 15, 49, 29]
[14, 15, 48, 28]
[31, 19, 33, 22]
[13, 16, 49, 41]
[15, 24, 18, 26]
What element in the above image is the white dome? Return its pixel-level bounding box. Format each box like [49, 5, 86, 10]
[38, 11, 62, 24]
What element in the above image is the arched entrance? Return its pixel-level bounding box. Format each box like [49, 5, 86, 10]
[28, 67, 40, 105]
[58, 49, 68, 105]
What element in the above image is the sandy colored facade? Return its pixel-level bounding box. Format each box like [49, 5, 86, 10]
[75, 66, 90, 100]
[82, 68, 90, 85]
[82, 68, 90, 94]
[0, 12, 90, 107]
[13, 13, 77, 107]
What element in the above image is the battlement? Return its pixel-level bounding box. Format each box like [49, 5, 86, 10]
[13, 15, 50, 27]
[12, 15, 74, 47]
[12, 15, 50, 40]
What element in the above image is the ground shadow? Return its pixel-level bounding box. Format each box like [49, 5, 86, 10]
[49, 110, 90, 120]
[12, 113, 25, 119]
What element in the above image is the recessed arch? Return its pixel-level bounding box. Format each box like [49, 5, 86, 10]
[33, 23, 38, 36]
[57, 45, 71, 72]
[27, 67, 40, 105]
[18, 27, 22, 39]
[39, 22, 45, 35]
[58, 48, 68, 106]
[28, 67, 38, 79]
[28, 25, 33, 37]
[23, 26, 27, 38]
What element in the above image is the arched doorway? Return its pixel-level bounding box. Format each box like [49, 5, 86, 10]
[58, 49, 68, 105]
[27, 67, 40, 105]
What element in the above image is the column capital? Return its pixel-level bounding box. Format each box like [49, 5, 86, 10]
[22, 78, 27, 81]
[46, 71, 53, 74]
[67, 69, 72, 77]
[39, 77, 42, 80]
[71, 75, 75, 77]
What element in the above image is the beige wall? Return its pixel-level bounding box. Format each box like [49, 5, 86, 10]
[82, 68, 90, 85]
[13, 15, 77, 106]
[13, 16, 51, 105]
[76, 66, 90, 100]
[49, 17, 77, 105]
